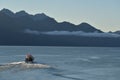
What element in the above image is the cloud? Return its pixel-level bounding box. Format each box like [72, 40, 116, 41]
[24, 29, 120, 38]
[41, 31, 120, 38]
[24, 29, 40, 35]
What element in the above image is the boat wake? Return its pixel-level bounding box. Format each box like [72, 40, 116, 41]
[0, 61, 51, 71]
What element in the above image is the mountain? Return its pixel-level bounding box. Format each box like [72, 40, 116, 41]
[114, 31, 120, 34]
[77, 23, 102, 32]
[0, 8, 120, 47]
[33, 13, 50, 21]
[0, 8, 103, 32]
[15, 10, 29, 17]
[0, 8, 15, 17]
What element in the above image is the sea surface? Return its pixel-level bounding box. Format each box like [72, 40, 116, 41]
[0, 46, 120, 80]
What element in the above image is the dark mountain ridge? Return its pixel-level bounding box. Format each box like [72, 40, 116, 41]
[0, 8, 102, 32]
[0, 8, 120, 47]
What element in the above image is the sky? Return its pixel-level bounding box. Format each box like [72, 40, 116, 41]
[0, 0, 120, 32]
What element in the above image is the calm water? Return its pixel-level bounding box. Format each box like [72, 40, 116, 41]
[0, 46, 120, 80]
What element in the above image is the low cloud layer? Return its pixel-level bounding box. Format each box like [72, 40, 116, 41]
[24, 29, 40, 35]
[24, 29, 120, 38]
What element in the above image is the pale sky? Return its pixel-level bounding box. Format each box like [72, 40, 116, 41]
[0, 0, 120, 32]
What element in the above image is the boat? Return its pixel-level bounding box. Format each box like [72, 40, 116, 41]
[25, 54, 34, 63]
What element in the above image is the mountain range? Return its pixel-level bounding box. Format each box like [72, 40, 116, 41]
[0, 8, 120, 47]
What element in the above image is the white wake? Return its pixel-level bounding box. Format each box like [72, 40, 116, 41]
[0, 61, 51, 71]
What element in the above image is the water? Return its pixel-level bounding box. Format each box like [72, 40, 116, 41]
[0, 46, 120, 80]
